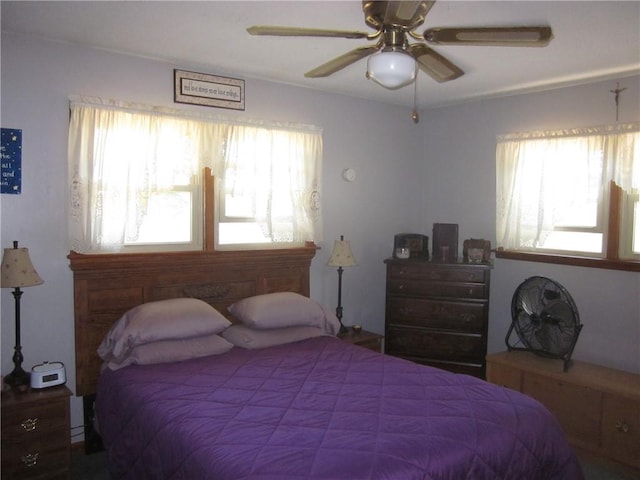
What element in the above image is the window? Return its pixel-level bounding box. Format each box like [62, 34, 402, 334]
[217, 125, 322, 247]
[496, 122, 639, 267]
[68, 97, 322, 253]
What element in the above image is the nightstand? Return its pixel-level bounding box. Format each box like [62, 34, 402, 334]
[338, 328, 384, 353]
[1, 385, 72, 479]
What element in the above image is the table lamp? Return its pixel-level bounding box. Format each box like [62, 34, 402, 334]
[1, 241, 44, 386]
[327, 235, 357, 333]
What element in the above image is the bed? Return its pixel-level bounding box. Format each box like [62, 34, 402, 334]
[69, 246, 584, 479]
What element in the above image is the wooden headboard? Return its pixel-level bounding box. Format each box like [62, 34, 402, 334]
[69, 245, 317, 397]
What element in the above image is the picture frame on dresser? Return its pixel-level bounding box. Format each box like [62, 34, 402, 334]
[432, 223, 458, 262]
[463, 238, 492, 263]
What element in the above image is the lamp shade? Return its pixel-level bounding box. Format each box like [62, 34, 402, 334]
[367, 49, 416, 90]
[1, 245, 44, 288]
[328, 237, 357, 267]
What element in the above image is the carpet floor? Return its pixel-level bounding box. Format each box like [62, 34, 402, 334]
[72, 449, 639, 479]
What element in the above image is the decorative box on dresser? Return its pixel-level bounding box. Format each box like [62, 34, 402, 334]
[1, 385, 72, 480]
[384, 258, 491, 379]
[487, 351, 640, 471]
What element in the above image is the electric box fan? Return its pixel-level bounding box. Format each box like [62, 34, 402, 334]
[506, 276, 582, 371]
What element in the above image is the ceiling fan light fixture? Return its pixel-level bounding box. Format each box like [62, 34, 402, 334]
[366, 48, 416, 90]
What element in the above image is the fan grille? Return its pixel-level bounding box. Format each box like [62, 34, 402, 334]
[508, 276, 582, 370]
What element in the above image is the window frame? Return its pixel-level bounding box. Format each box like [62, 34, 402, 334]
[497, 181, 640, 272]
[496, 124, 640, 272]
[620, 187, 640, 260]
[121, 180, 203, 253]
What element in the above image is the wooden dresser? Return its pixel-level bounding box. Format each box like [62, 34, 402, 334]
[1, 385, 72, 479]
[384, 258, 491, 379]
[487, 351, 640, 470]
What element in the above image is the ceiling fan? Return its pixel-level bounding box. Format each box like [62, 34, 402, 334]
[247, 1, 553, 92]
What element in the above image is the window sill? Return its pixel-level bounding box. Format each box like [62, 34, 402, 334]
[495, 249, 640, 272]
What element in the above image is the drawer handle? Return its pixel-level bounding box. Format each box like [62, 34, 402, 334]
[21, 453, 39, 467]
[615, 420, 630, 433]
[21, 418, 38, 431]
[460, 313, 474, 323]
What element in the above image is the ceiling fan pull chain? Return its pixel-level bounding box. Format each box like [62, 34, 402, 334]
[412, 73, 419, 124]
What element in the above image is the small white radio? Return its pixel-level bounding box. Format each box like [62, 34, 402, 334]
[30, 361, 66, 389]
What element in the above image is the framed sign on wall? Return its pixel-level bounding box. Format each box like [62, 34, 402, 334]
[174, 69, 245, 111]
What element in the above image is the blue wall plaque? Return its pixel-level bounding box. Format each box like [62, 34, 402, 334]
[1, 128, 22, 194]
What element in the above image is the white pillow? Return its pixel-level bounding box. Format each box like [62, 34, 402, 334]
[228, 292, 326, 330]
[222, 324, 326, 349]
[98, 298, 231, 363]
[105, 334, 234, 370]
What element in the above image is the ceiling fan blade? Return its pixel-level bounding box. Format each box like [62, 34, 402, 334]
[247, 25, 370, 40]
[363, 1, 434, 29]
[424, 26, 553, 47]
[409, 43, 463, 83]
[305, 45, 380, 78]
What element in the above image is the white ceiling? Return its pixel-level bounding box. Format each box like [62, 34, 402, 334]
[2, 1, 639, 109]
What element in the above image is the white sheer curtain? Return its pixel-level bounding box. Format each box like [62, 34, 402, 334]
[68, 96, 322, 253]
[223, 124, 322, 244]
[496, 122, 639, 251]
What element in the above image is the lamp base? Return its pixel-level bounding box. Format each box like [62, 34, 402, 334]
[339, 323, 348, 334]
[4, 365, 29, 387]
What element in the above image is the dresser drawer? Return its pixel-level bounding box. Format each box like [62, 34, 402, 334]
[522, 372, 602, 449]
[486, 361, 523, 390]
[601, 394, 640, 468]
[386, 326, 485, 362]
[386, 297, 486, 332]
[2, 398, 68, 438]
[388, 263, 488, 283]
[1, 432, 69, 480]
[2, 423, 68, 450]
[387, 278, 488, 300]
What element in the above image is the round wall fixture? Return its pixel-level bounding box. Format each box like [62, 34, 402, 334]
[342, 168, 356, 182]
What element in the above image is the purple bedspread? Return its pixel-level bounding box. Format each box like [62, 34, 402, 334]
[96, 336, 584, 479]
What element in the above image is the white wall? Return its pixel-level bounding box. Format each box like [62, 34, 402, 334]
[0, 33, 425, 437]
[418, 75, 640, 374]
[2, 32, 638, 445]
